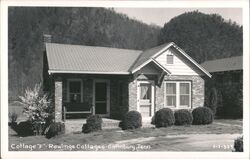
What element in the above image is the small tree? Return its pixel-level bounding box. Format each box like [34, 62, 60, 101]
[206, 87, 218, 116]
[19, 83, 51, 135]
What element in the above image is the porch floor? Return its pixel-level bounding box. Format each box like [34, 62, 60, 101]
[64, 118, 154, 134]
[64, 118, 121, 134]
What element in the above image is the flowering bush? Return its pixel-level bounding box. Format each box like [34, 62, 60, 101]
[19, 83, 51, 135]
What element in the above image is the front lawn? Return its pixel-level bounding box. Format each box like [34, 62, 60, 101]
[9, 119, 242, 151]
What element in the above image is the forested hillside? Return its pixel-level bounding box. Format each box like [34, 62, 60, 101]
[8, 7, 160, 100]
[158, 11, 243, 63]
[8, 8, 243, 101]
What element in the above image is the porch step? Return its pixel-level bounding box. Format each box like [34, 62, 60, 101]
[142, 118, 155, 128]
[64, 118, 154, 133]
[64, 118, 121, 134]
[101, 118, 121, 129]
[65, 119, 86, 134]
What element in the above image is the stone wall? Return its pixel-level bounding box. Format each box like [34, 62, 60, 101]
[128, 76, 137, 111]
[54, 78, 63, 122]
[127, 74, 205, 114]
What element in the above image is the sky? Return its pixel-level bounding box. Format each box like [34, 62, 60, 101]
[114, 8, 242, 27]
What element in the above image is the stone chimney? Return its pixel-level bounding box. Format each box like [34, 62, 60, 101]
[43, 34, 52, 43]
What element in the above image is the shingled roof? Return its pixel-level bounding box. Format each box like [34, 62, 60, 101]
[46, 43, 142, 74]
[200, 56, 243, 73]
[46, 42, 211, 77]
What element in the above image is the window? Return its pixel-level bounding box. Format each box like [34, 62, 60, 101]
[68, 79, 82, 103]
[165, 83, 176, 107]
[166, 54, 174, 64]
[179, 83, 190, 107]
[140, 83, 151, 101]
[165, 81, 191, 108]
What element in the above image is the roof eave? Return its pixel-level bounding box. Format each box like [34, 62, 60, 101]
[152, 59, 171, 75]
[48, 70, 131, 75]
[131, 42, 173, 74]
[171, 43, 212, 78]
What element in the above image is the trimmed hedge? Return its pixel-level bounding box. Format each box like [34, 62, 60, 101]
[82, 115, 102, 133]
[234, 136, 243, 152]
[45, 122, 65, 139]
[174, 109, 193, 126]
[120, 111, 142, 130]
[192, 107, 214, 125]
[154, 108, 175, 128]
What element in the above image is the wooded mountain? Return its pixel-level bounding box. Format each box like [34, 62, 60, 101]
[158, 11, 243, 63]
[8, 8, 242, 101]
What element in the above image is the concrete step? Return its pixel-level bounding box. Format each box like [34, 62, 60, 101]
[64, 118, 154, 133]
[64, 118, 121, 133]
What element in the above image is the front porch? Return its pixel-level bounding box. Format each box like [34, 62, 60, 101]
[64, 118, 121, 134]
[51, 74, 131, 122]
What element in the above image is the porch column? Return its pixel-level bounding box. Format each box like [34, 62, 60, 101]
[54, 77, 63, 122]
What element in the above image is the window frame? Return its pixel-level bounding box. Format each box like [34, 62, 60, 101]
[67, 78, 83, 103]
[166, 54, 174, 65]
[164, 82, 177, 107]
[164, 81, 191, 109]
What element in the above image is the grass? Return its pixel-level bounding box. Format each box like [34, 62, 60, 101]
[9, 119, 242, 151]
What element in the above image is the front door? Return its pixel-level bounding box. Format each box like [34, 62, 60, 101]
[94, 80, 110, 117]
[137, 81, 155, 117]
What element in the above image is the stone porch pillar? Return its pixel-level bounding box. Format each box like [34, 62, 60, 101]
[54, 78, 63, 122]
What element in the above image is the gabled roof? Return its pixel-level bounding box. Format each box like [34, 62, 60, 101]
[46, 42, 211, 77]
[130, 43, 172, 72]
[200, 56, 243, 73]
[130, 42, 211, 77]
[46, 43, 142, 74]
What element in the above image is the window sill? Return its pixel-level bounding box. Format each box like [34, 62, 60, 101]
[165, 106, 191, 110]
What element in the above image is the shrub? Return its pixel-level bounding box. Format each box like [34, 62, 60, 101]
[45, 122, 65, 139]
[234, 136, 243, 152]
[217, 83, 242, 118]
[82, 115, 102, 133]
[154, 108, 175, 128]
[120, 111, 142, 130]
[16, 121, 34, 137]
[192, 107, 214, 125]
[174, 109, 193, 125]
[18, 83, 51, 135]
[9, 112, 18, 124]
[8, 112, 18, 130]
